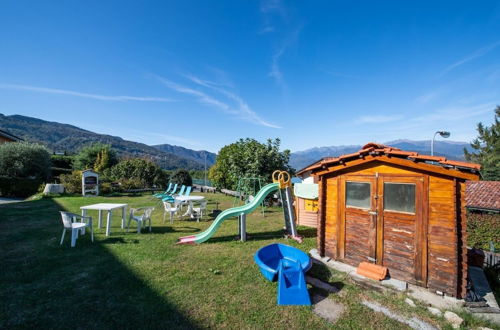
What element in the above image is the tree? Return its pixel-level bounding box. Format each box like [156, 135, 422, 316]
[464, 106, 500, 180]
[208, 138, 291, 190]
[73, 143, 118, 171]
[104, 158, 168, 188]
[170, 169, 193, 187]
[0, 142, 51, 179]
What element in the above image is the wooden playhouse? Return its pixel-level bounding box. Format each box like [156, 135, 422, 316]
[297, 143, 480, 298]
[293, 182, 319, 227]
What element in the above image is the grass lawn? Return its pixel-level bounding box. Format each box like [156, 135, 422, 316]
[1, 192, 498, 329]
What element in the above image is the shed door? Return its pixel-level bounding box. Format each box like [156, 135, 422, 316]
[377, 176, 426, 285]
[339, 174, 427, 285]
[340, 175, 378, 266]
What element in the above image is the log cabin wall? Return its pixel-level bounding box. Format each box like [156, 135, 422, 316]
[315, 160, 477, 298]
[325, 176, 338, 258]
[426, 175, 457, 295]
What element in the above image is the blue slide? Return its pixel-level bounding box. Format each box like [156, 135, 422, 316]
[277, 259, 311, 305]
[254, 243, 311, 306]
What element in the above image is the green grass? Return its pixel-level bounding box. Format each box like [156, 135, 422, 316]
[1, 193, 498, 329]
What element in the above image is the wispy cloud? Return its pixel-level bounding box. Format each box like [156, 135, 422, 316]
[155, 76, 234, 114]
[0, 83, 173, 102]
[259, 0, 286, 34]
[269, 26, 302, 86]
[154, 74, 281, 128]
[359, 115, 403, 124]
[415, 90, 442, 104]
[132, 130, 202, 148]
[441, 40, 500, 76]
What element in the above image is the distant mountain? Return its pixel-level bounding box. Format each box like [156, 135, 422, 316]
[0, 113, 206, 170]
[152, 144, 216, 167]
[290, 140, 473, 171]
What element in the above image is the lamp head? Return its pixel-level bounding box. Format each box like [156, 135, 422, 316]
[438, 131, 451, 138]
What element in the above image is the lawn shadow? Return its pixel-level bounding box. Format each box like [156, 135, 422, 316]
[206, 229, 285, 244]
[297, 226, 317, 238]
[0, 198, 202, 329]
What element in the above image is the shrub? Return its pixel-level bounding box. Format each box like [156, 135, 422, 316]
[105, 159, 168, 188]
[59, 171, 82, 194]
[100, 182, 113, 195]
[170, 169, 192, 186]
[467, 212, 500, 251]
[0, 176, 42, 197]
[119, 178, 143, 190]
[73, 143, 118, 171]
[50, 155, 74, 169]
[0, 142, 51, 179]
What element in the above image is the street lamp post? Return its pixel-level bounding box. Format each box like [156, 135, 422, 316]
[204, 152, 207, 186]
[431, 131, 451, 156]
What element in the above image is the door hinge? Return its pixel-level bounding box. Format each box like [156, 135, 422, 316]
[367, 256, 376, 262]
[368, 211, 377, 215]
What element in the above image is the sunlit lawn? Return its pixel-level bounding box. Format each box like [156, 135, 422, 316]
[1, 192, 497, 329]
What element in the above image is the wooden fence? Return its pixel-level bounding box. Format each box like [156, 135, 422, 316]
[484, 251, 500, 268]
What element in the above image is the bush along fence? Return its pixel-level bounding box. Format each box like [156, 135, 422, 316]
[467, 212, 500, 251]
[0, 176, 42, 197]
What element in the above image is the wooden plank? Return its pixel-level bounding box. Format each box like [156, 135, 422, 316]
[317, 176, 326, 256]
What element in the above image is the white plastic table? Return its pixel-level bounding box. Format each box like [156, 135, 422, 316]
[175, 196, 205, 218]
[80, 203, 127, 236]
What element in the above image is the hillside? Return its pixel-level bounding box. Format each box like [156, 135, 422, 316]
[152, 144, 216, 167]
[290, 140, 473, 171]
[0, 113, 206, 170]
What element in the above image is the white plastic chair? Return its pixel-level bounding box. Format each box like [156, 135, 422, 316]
[60, 212, 93, 247]
[127, 207, 155, 233]
[163, 201, 179, 224]
[193, 201, 208, 222]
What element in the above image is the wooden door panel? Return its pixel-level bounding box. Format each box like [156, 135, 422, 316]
[378, 175, 425, 285]
[341, 175, 377, 266]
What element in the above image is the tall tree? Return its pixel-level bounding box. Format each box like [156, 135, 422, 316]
[464, 106, 500, 180]
[209, 138, 292, 190]
[73, 143, 118, 171]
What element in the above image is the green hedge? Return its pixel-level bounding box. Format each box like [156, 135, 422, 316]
[467, 212, 500, 251]
[0, 176, 42, 197]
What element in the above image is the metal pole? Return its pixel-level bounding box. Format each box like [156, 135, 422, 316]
[239, 213, 246, 242]
[204, 152, 207, 186]
[431, 132, 438, 156]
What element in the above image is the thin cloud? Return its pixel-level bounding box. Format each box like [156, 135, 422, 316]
[359, 115, 403, 124]
[185, 74, 281, 128]
[441, 40, 500, 76]
[155, 77, 236, 114]
[0, 83, 173, 102]
[155, 74, 281, 128]
[269, 26, 302, 86]
[415, 90, 442, 104]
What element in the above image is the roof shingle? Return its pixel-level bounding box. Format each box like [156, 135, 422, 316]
[466, 181, 500, 211]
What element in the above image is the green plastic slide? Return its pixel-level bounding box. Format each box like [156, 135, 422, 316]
[178, 183, 280, 244]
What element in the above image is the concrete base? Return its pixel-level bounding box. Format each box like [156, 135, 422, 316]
[312, 294, 345, 324]
[309, 249, 464, 310]
[43, 183, 64, 194]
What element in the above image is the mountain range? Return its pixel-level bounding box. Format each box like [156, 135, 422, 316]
[1, 113, 473, 172]
[289, 139, 473, 170]
[0, 113, 216, 170]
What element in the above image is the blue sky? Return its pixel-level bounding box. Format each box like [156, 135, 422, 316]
[1, 1, 499, 153]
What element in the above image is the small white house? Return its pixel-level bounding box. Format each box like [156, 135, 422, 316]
[82, 170, 99, 196]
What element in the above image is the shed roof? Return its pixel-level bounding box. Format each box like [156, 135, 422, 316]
[296, 142, 480, 179]
[466, 181, 500, 211]
[0, 129, 23, 142]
